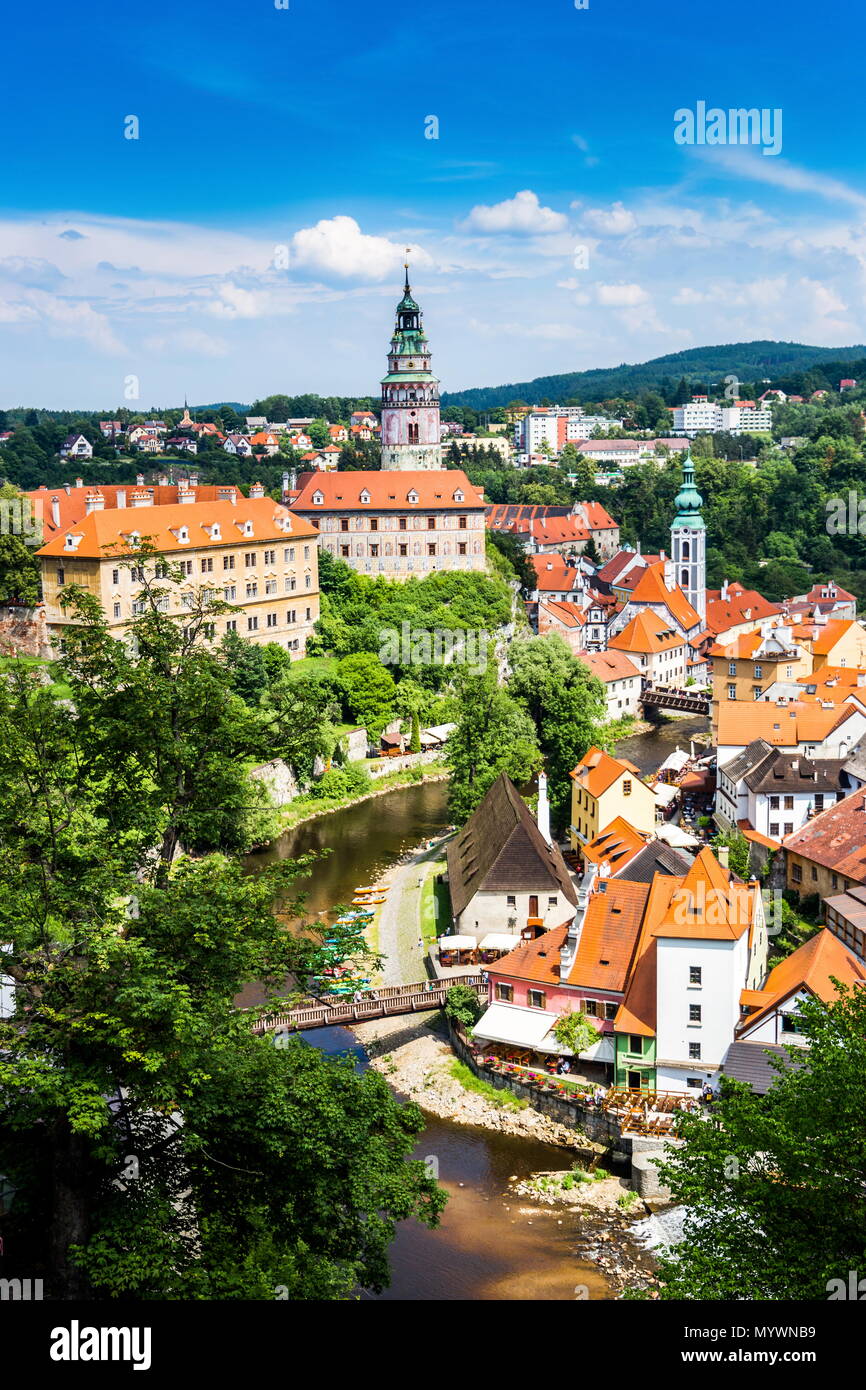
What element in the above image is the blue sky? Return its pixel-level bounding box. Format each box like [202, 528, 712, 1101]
[2, 0, 865, 406]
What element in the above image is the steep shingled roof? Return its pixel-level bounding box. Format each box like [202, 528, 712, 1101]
[445, 773, 577, 920]
[783, 788, 866, 879]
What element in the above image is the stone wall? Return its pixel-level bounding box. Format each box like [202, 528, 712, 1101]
[249, 759, 299, 806]
[0, 605, 53, 659]
[368, 748, 443, 780]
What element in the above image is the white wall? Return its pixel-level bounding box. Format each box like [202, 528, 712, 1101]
[454, 887, 574, 940]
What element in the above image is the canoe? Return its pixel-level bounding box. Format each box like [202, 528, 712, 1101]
[352, 896, 385, 906]
[354, 886, 379, 894]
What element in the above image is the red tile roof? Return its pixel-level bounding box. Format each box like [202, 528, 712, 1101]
[290, 469, 483, 511]
[783, 788, 866, 879]
[36, 496, 316, 558]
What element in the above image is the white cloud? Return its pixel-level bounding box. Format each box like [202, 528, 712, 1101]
[289, 215, 422, 282]
[143, 329, 229, 358]
[596, 283, 649, 307]
[582, 202, 637, 237]
[462, 190, 568, 236]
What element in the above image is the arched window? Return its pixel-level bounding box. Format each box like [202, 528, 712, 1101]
[682, 540, 690, 560]
[408, 423, 419, 444]
[681, 568, 689, 587]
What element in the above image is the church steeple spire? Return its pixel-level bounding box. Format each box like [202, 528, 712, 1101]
[670, 450, 707, 624]
[379, 261, 441, 470]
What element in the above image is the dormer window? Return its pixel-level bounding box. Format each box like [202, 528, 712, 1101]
[243, 521, 253, 537]
[453, 489, 464, 502]
[360, 489, 371, 505]
[312, 491, 324, 505]
[407, 490, 419, 505]
[210, 523, 221, 540]
[178, 527, 189, 543]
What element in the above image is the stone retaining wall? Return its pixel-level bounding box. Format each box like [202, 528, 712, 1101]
[0, 605, 53, 659]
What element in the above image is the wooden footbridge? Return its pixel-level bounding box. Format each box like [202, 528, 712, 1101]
[251, 974, 487, 1034]
[641, 686, 709, 716]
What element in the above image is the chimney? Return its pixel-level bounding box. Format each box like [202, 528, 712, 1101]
[136, 473, 145, 486]
[536, 770, 551, 845]
[282, 470, 290, 501]
[85, 490, 104, 514]
[250, 481, 265, 499]
[190, 473, 199, 487]
[217, 486, 237, 503]
[116, 488, 127, 508]
[717, 844, 730, 870]
[130, 489, 153, 507]
[721, 578, 729, 601]
[63, 483, 71, 495]
[178, 483, 196, 503]
[663, 558, 675, 591]
[560, 862, 598, 975]
[75, 476, 83, 488]
[158, 473, 169, 487]
[51, 496, 60, 528]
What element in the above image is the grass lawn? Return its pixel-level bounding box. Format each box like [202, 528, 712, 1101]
[283, 655, 338, 681]
[448, 1060, 527, 1110]
[0, 655, 73, 700]
[419, 860, 449, 946]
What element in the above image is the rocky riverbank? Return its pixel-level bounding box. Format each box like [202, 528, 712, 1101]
[352, 1013, 605, 1150]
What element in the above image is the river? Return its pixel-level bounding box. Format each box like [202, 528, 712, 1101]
[253, 717, 707, 1299]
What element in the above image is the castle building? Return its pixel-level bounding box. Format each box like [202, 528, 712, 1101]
[380, 259, 441, 471]
[669, 451, 707, 626]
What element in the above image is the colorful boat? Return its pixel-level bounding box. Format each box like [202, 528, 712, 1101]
[352, 896, 385, 906]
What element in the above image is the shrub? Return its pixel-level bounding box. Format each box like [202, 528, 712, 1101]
[443, 984, 482, 1029]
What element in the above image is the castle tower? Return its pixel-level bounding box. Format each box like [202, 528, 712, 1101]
[380, 255, 441, 470]
[670, 451, 706, 625]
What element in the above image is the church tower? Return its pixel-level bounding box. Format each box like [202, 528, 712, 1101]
[670, 451, 707, 625]
[380, 256, 441, 470]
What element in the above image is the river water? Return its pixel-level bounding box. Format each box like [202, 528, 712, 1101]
[254, 718, 707, 1300]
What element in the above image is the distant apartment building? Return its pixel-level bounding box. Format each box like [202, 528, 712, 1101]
[289, 469, 487, 579]
[36, 495, 319, 657]
[671, 397, 773, 436]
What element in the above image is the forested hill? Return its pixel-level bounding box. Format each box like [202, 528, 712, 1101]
[441, 341, 866, 409]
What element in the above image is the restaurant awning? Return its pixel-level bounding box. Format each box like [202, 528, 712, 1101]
[655, 822, 701, 848]
[472, 1003, 563, 1052]
[580, 1033, 616, 1064]
[653, 783, 679, 807]
[478, 933, 521, 951]
[437, 934, 476, 951]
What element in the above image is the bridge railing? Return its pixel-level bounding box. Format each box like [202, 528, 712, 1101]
[251, 975, 487, 1033]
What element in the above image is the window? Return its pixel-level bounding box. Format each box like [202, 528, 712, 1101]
[247, 616, 259, 632]
[629, 1035, 642, 1055]
[265, 579, 277, 595]
[303, 546, 310, 559]
[200, 557, 213, 573]
[266, 613, 278, 628]
[223, 555, 235, 570]
[287, 609, 296, 625]
[305, 607, 311, 621]
[113, 602, 121, 619]
[584, 1000, 598, 1017]
[495, 982, 513, 1003]
[246, 581, 258, 598]
[398, 517, 407, 531]
[792, 863, 802, 883]
[370, 518, 378, 532]
[112, 568, 120, 585]
[340, 518, 350, 532]
[370, 544, 379, 558]
[687, 1078, 703, 1090]
[548, 897, 557, 908]
[811, 866, 818, 882]
[783, 795, 794, 810]
[284, 547, 295, 562]
[224, 585, 236, 601]
[181, 560, 193, 576]
[56, 566, 66, 585]
[754, 665, 763, 679]
[783, 822, 793, 836]
[727, 684, 736, 701]
[527, 989, 546, 1009]
[769, 795, 779, 810]
[305, 574, 311, 589]
[815, 794, 824, 812]
[285, 575, 296, 592]
[604, 1002, 617, 1021]
[427, 517, 436, 530]
[781, 1013, 805, 1034]
[398, 544, 408, 557]
[458, 543, 467, 556]
[688, 1042, 701, 1060]
[225, 619, 237, 632]
[458, 515, 468, 530]
[769, 823, 779, 837]
[622, 779, 632, 796]
[689, 966, 702, 985]
[340, 545, 350, 558]
[264, 549, 276, 564]
[728, 661, 737, 677]
[689, 1004, 702, 1022]
[244, 552, 256, 567]
[506, 895, 516, 907]
[427, 543, 436, 557]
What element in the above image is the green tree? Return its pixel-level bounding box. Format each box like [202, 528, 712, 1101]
[656, 986, 866, 1300]
[0, 579, 443, 1299]
[409, 710, 421, 754]
[336, 652, 396, 736]
[446, 666, 541, 822]
[443, 984, 482, 1029]
[552, 1009, 598, 1055]
[710, 829, 751, 880]
[508, 637, 607, 832]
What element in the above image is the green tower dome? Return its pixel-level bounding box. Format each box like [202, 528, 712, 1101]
[672, 452, 706, 530]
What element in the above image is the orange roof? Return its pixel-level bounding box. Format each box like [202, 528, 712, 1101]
[530, 553, 583, 593]
[795, 666, 866, 703]
[291, 469, 483, 511]
[783, 788, 866, 878]
[792, 618, 862, 658]
[578, 650, 642, 683]
[566, 879, 652, 991]
[582, 816, 648, 871]
[627, 560, 701, 631]
[570, 745, 644, 798]
[608, 608, 685, 656]
[738, 928, 866, 1034]
[530, 516, 590, 546]
[27, 482, 242, 537]
[577, 500, 617, 530]
[492, 923, 569, 987]
[716, 699, 852, 748]
[614, 874, 675, 1036]
[705, 582, 781, 636]
[539, 599, 587, 629]
[36, 496, 316, 558]
[652, 847, 756, 941]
